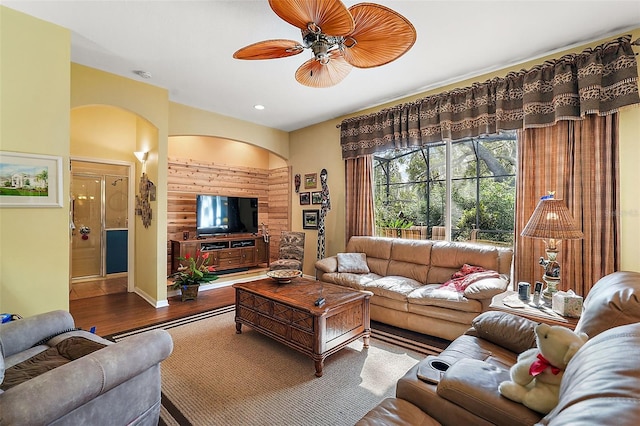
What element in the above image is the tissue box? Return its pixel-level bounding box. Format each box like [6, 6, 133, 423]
[552, 290, 583, 318]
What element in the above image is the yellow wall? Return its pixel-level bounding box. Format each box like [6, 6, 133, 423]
[0, 7, 71, 316]
[169, 103, 289, 159]
[169, 135, 272, 169]
[71, 106, 137, 161]
[290, 28, 640, 275]
[289, 121, 344, 274]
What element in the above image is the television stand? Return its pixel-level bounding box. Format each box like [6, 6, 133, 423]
[170, 235, 269, 274]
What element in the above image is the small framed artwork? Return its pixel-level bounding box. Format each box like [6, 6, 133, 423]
[0, 151, 63, 207]
[303, 209, 319, 230]
[311, 191, 322, 204]
[299, 191, 310, 205]
[304, 173, 317, 189]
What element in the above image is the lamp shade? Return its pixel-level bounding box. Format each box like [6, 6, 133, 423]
[134, 151, 148, 163]
[521, 198, 583, 240]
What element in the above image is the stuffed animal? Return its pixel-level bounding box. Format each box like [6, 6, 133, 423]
[498, 323, 588, 414]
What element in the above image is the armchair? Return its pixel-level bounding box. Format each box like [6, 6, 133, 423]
[269, 231, 305, 271]
[0, 310, 173, 425]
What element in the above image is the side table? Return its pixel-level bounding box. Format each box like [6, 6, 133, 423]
[490, 291, 579, 330]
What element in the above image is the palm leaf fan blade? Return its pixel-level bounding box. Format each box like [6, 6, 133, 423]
[233, 39, 303, 60]
[343, 4, 416, 68]
[268, 0, 354, 35]
[295, 53, 352, 88]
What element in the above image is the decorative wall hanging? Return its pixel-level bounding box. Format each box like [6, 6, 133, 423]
[138, 173, 152, 228]
[317, 168, 331, 259]
[304, 173, 317, 189]
[0, 151, 63, 208]
[299, 192, 310, 205]
[294, 174, 301, 193]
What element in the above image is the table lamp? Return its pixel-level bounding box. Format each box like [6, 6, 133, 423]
[521, 193, 583, 303]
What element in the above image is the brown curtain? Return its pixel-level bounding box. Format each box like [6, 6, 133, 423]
[515, 114, 619, 296]
[340, 36, 638, 159]
[345, 156, 375, 242]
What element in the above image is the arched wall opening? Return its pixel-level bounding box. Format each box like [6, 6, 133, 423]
[70, 105, 158, 301]
[166, 135, 291, 277]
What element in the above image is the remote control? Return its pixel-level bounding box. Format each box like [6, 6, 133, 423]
[314, 297, 325, 307]
[532, 281, 543, 306]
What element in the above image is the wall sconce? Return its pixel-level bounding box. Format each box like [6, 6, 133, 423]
[134, 151, 149, 173]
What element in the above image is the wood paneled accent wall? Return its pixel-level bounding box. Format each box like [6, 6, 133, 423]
[167, 157, 291, 275]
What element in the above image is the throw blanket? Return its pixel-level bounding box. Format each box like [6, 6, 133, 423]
[1, 336, 106, 391]
[440, 264, 500, 292]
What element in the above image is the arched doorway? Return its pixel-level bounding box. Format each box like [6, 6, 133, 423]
[69, 105, 144, 299]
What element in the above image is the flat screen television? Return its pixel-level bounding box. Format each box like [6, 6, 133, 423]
[196, 195, 258, 238]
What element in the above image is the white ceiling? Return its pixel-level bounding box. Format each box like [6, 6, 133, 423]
[3, 1, 639, 132]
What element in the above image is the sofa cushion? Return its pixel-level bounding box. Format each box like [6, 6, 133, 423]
[436, 359, 542, 426]
[356, 397, 442, 426]
[337, 252, 370, 273]
[315, 256, 337, 273]
[321, 272, 382, 290]
[363, 276, 423, 301]
[463, 275, 509, 300]
[346, 236, 393, 276]
[386, 239, 433, 283]
[408, 285, 482, 313]
[470, 311, 537, 354]
[428, 242, 502, 283]
[574, 271, 640, 339]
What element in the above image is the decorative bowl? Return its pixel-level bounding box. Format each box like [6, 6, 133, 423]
[266, 269, 302, 284]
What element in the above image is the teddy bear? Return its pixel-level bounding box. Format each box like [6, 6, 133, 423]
[498, 323, 588, 414]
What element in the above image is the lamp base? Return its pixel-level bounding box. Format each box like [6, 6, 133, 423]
[542, 275, 560, 304]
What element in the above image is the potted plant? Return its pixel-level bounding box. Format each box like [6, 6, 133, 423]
[170, 251, 218, 301]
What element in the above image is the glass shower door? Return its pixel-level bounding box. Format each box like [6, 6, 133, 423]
[71, 175, 103, 278]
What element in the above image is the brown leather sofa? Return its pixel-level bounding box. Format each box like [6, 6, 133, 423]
[357, 271, 640, 426]
[315, 236, 513, 340]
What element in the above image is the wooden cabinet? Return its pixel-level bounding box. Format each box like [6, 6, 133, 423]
[171, 235, 269, 274]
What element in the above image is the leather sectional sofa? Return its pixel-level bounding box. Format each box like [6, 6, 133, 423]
[357, 271, 640, 426]
[0, 310, 173, 425]
[315, 236, 513, 340]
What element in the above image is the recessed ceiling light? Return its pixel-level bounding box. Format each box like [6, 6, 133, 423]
[254, 104, 265, 110]
[133, 70, 152, 79]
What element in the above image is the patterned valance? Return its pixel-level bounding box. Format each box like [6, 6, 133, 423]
[340, 36, 639, 159]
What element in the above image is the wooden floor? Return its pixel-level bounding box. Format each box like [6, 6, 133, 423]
[69, 285, 235, 337]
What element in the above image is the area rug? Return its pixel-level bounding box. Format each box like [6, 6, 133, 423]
[110, 307, 444, 426]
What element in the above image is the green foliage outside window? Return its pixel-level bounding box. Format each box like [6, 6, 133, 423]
[373, 135, 517, 245]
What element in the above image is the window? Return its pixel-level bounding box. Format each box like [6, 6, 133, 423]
[373, 133, 517, 246]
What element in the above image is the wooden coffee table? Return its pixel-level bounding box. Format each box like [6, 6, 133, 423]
[233, 277, 371, 377]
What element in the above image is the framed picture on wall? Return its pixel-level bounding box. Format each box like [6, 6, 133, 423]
[299, 192, 310, 205]
[304, 173, 317, 189]
[0, 151, 63, 208]
[303, 209, 319, 229]
[311, 191, 322, 204]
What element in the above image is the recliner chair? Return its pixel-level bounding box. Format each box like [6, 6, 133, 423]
[0, 310, 173, 425]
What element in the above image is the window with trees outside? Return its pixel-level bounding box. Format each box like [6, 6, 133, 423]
[373, 133, 517, 247]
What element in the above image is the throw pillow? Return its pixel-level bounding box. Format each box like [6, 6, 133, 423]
[471, 311, 537, 354]
[337, 252, 370, 273]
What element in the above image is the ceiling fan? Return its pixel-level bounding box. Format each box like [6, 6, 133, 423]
[233, 0, 417, 88]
